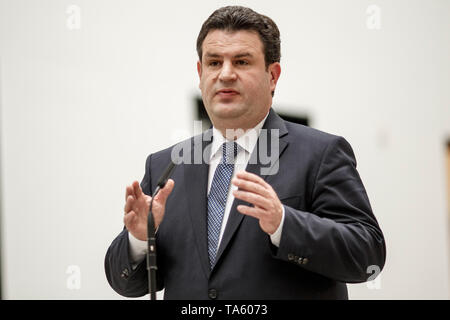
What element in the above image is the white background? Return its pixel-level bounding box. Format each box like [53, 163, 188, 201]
[0, 0, 449, 299]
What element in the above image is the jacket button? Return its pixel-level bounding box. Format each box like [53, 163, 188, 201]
[208, 289, 218, 300]
[288, 253, 294, 261]
[121, 268, 129, 279]
[302, 258, 309, 265]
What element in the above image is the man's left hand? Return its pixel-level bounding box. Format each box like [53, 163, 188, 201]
[232, 171, 283, 235]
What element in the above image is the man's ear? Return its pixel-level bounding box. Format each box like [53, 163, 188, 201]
[197, 60, 202, 89]
[197, 61, 202, 78]
[268, 62, 281, 92]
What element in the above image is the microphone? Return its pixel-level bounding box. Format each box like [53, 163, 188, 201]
[147, 160, 176, 300]
[153, 160, 176, 195]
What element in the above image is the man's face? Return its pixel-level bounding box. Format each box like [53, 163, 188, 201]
[197, 29, 281, 134]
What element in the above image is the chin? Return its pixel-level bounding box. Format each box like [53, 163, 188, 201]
[211, 103, 245, 119]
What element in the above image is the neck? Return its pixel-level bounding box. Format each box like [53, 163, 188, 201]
[214, 110, 270, 140]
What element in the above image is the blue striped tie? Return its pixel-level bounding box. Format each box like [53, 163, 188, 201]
[207, 141, 238, 269]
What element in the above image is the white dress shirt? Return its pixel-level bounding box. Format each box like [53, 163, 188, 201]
[128, 112, 285, 264]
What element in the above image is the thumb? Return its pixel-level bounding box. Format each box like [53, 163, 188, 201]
[154, 179, 175, 205]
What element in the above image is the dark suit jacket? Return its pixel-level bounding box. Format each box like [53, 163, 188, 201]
[105, 108, 386, 299]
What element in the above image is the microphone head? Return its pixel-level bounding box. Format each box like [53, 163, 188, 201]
[156, 161, 176, 188]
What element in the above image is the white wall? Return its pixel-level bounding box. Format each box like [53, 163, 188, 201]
[0, 0, 449, 299]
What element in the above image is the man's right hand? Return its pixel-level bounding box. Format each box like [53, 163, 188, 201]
[123, 179, 175, 241]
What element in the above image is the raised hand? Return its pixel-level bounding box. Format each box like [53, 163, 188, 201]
[123, 179, 175, 240]
[232, 171, 283, 235]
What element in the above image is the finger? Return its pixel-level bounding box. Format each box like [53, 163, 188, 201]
[235, 171, 269, 188]
[233, 190, 271, 209]
[123, 210, 136, 226]
[132, 180, 143, 198]
[125, 185, 134, 201]
[154, 179, 175, 205]
[124, 195, 135, 213]
[237, 205, 265, 220]
[232, 178, 270, 197]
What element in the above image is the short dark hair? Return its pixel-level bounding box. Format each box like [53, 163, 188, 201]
[196, 6, 281, 68]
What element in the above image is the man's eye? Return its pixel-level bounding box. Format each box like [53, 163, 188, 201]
[209, 61, 221, 67]
[236, 60, 249, 65]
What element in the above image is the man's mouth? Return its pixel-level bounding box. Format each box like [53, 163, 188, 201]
[216, 88, 239, 96]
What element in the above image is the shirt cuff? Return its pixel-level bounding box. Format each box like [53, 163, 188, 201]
[269, 205, 285, 247]
[128, 231, 147, 266]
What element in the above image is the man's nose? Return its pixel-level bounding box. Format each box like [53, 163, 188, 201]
[218, 62, 237, 82]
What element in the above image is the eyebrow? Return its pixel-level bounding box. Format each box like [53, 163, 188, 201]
[204, 52, 253, 59]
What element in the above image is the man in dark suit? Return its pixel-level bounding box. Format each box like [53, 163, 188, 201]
[105, 6, 386, 299]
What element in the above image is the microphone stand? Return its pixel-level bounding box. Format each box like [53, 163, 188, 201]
[145, 160, 176, 300]
[147, 185, 160, 301]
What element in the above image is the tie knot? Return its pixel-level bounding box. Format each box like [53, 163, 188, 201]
[222, 141, 238, 165]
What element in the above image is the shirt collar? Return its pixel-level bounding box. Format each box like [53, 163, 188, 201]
[210, 111, 269, 161]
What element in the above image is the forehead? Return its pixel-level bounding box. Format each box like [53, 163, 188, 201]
[202, 29, 264, 58]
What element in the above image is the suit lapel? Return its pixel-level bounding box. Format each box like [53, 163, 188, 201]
[183, 129, 213, 279]
[213, 109, 289, 272]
